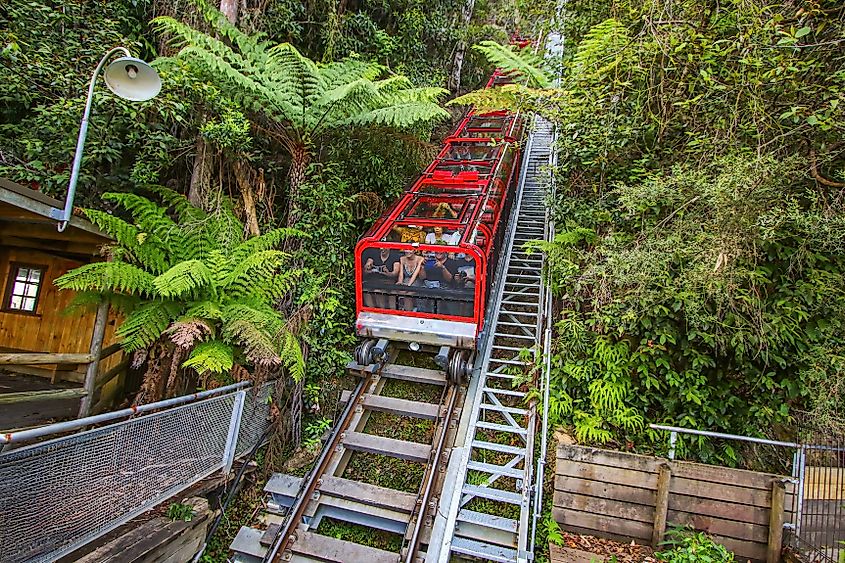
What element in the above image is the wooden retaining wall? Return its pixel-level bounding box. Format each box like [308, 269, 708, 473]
[555, 444, 795, 563]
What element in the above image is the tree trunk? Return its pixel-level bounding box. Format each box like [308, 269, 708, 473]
[448, 0, 476, 93]
[286, 145, 310, 228]
[219, 0, 239, 24]
[188, 135, 210, 207]
[233, 159, 261, 236]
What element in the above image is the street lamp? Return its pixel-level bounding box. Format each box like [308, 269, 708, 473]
[51, 47, 161, 232]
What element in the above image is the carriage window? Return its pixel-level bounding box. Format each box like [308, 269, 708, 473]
[467, 116, 505, 130]
[404, 198, 464, 220]
[4, 264, 46, 313]
[361, 247, 476, 319]
[443, 144, 498, 161]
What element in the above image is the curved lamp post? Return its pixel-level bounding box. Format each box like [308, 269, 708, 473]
[51, 47, 161, 232]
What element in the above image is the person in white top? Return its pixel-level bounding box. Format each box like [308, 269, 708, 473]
[425, 226, 460, 246]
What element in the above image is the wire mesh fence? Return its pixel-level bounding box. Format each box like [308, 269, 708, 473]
[0, 383, 273, 563]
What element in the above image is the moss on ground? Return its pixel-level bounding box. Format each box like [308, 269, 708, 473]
[315, 517, 403, 552]
[343, 451, 424, 493]
[364, 411, 434, 443]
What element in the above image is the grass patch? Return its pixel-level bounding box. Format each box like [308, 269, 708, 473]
[380, 378, 442, 403]
[315, 517, 403, 552]
[364, 411, 434, 443]
[343, 451, 424, 493]
[394, 350, 441, 370]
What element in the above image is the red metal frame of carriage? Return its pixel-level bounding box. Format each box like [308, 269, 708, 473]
[354, 69, 526, 350]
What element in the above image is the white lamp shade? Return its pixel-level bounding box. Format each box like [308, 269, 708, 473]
[103, 57, 161, 102]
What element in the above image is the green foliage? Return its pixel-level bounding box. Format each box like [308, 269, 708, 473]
[55, 190, 306, 379]
[166, 502, 195, 522]
[541, 513, 564, 546]
[656, 528, 734, 562]
[472, 41, 551, 88]
[154, 6, 449, 154]
[474, 0, 845, 464]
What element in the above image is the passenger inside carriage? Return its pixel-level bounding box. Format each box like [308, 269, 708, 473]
[425, 226, 460, 246]
[362, 247, 399, 309]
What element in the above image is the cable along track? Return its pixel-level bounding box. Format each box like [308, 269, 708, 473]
[230, 353, 463, 563]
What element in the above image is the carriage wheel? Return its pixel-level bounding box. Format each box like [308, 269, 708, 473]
[447, 350, 470, 385]
[355, 339, 377, 366]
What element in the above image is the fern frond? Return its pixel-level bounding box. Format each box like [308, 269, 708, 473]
[185, 300, 224, 320]
[83, 209, 170, 274]
[182, 340, 234, 374]
[222, 250, 286, 295]
[473, 41, 551, 88]
[345, 102, 449, 128]
[146, 185, 208, 224]
[55, 261, 156, 295]
[449, 84, 561, 115]
[102, 192, 180, 237]
[572, 18, 631, 80]
[280, 330, 305, 381]
[264, 269, 305, 300]
[116, 301, 181, 351]
[229, 228, 302, 264]
[153, 260, 215, 298]
[221, 302, 284, 365]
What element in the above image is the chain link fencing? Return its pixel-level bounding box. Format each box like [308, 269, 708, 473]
[0, 383, 273, 563]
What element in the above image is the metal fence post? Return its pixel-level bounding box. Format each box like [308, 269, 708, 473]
[668, 431, 677, 460]
[794, 445, 806, 539]
[222, 390, 247, 475]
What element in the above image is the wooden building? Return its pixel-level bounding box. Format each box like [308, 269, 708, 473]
[0, 178, 127, 430]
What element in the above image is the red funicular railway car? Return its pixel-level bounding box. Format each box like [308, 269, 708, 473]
[354, 70, 526, 381]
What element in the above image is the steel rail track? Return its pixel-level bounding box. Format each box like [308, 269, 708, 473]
[243, 353, 461, 563]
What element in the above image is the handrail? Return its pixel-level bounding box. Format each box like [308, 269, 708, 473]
[649, 423, 845, 453]
[1, 381, 251, 445]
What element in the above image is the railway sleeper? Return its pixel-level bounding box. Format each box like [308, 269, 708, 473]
[288, 530, 400, 563]
[342, 431, 432, 463]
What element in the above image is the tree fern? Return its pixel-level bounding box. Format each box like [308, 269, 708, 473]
[153, 2, 449, 221]
[472, 41, 552, 88]
[56, 194, 308, 393]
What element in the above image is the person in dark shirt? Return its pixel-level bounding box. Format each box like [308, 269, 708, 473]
[424, 250, 459, 315]
[362, 247, 399, 309]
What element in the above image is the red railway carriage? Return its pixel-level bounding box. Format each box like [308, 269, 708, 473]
[353, 68, 527, 376]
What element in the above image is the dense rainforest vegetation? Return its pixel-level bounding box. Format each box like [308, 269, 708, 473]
[459, 0, 845, 465]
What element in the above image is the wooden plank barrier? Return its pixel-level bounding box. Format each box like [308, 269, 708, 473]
[555, 444, 795, 563]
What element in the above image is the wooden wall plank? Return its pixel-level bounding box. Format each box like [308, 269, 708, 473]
[666, 510, 769, 543]
[672, 460, 783, 491]
[556, 461, 657, 490]
[557, 445, 661, 474]
[668, 493, 773, 527]
[554, 491, 655, 524]
[670, 476, 773, 508]
[554, 476, 656, 506]
[552, 507, 653, 542]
